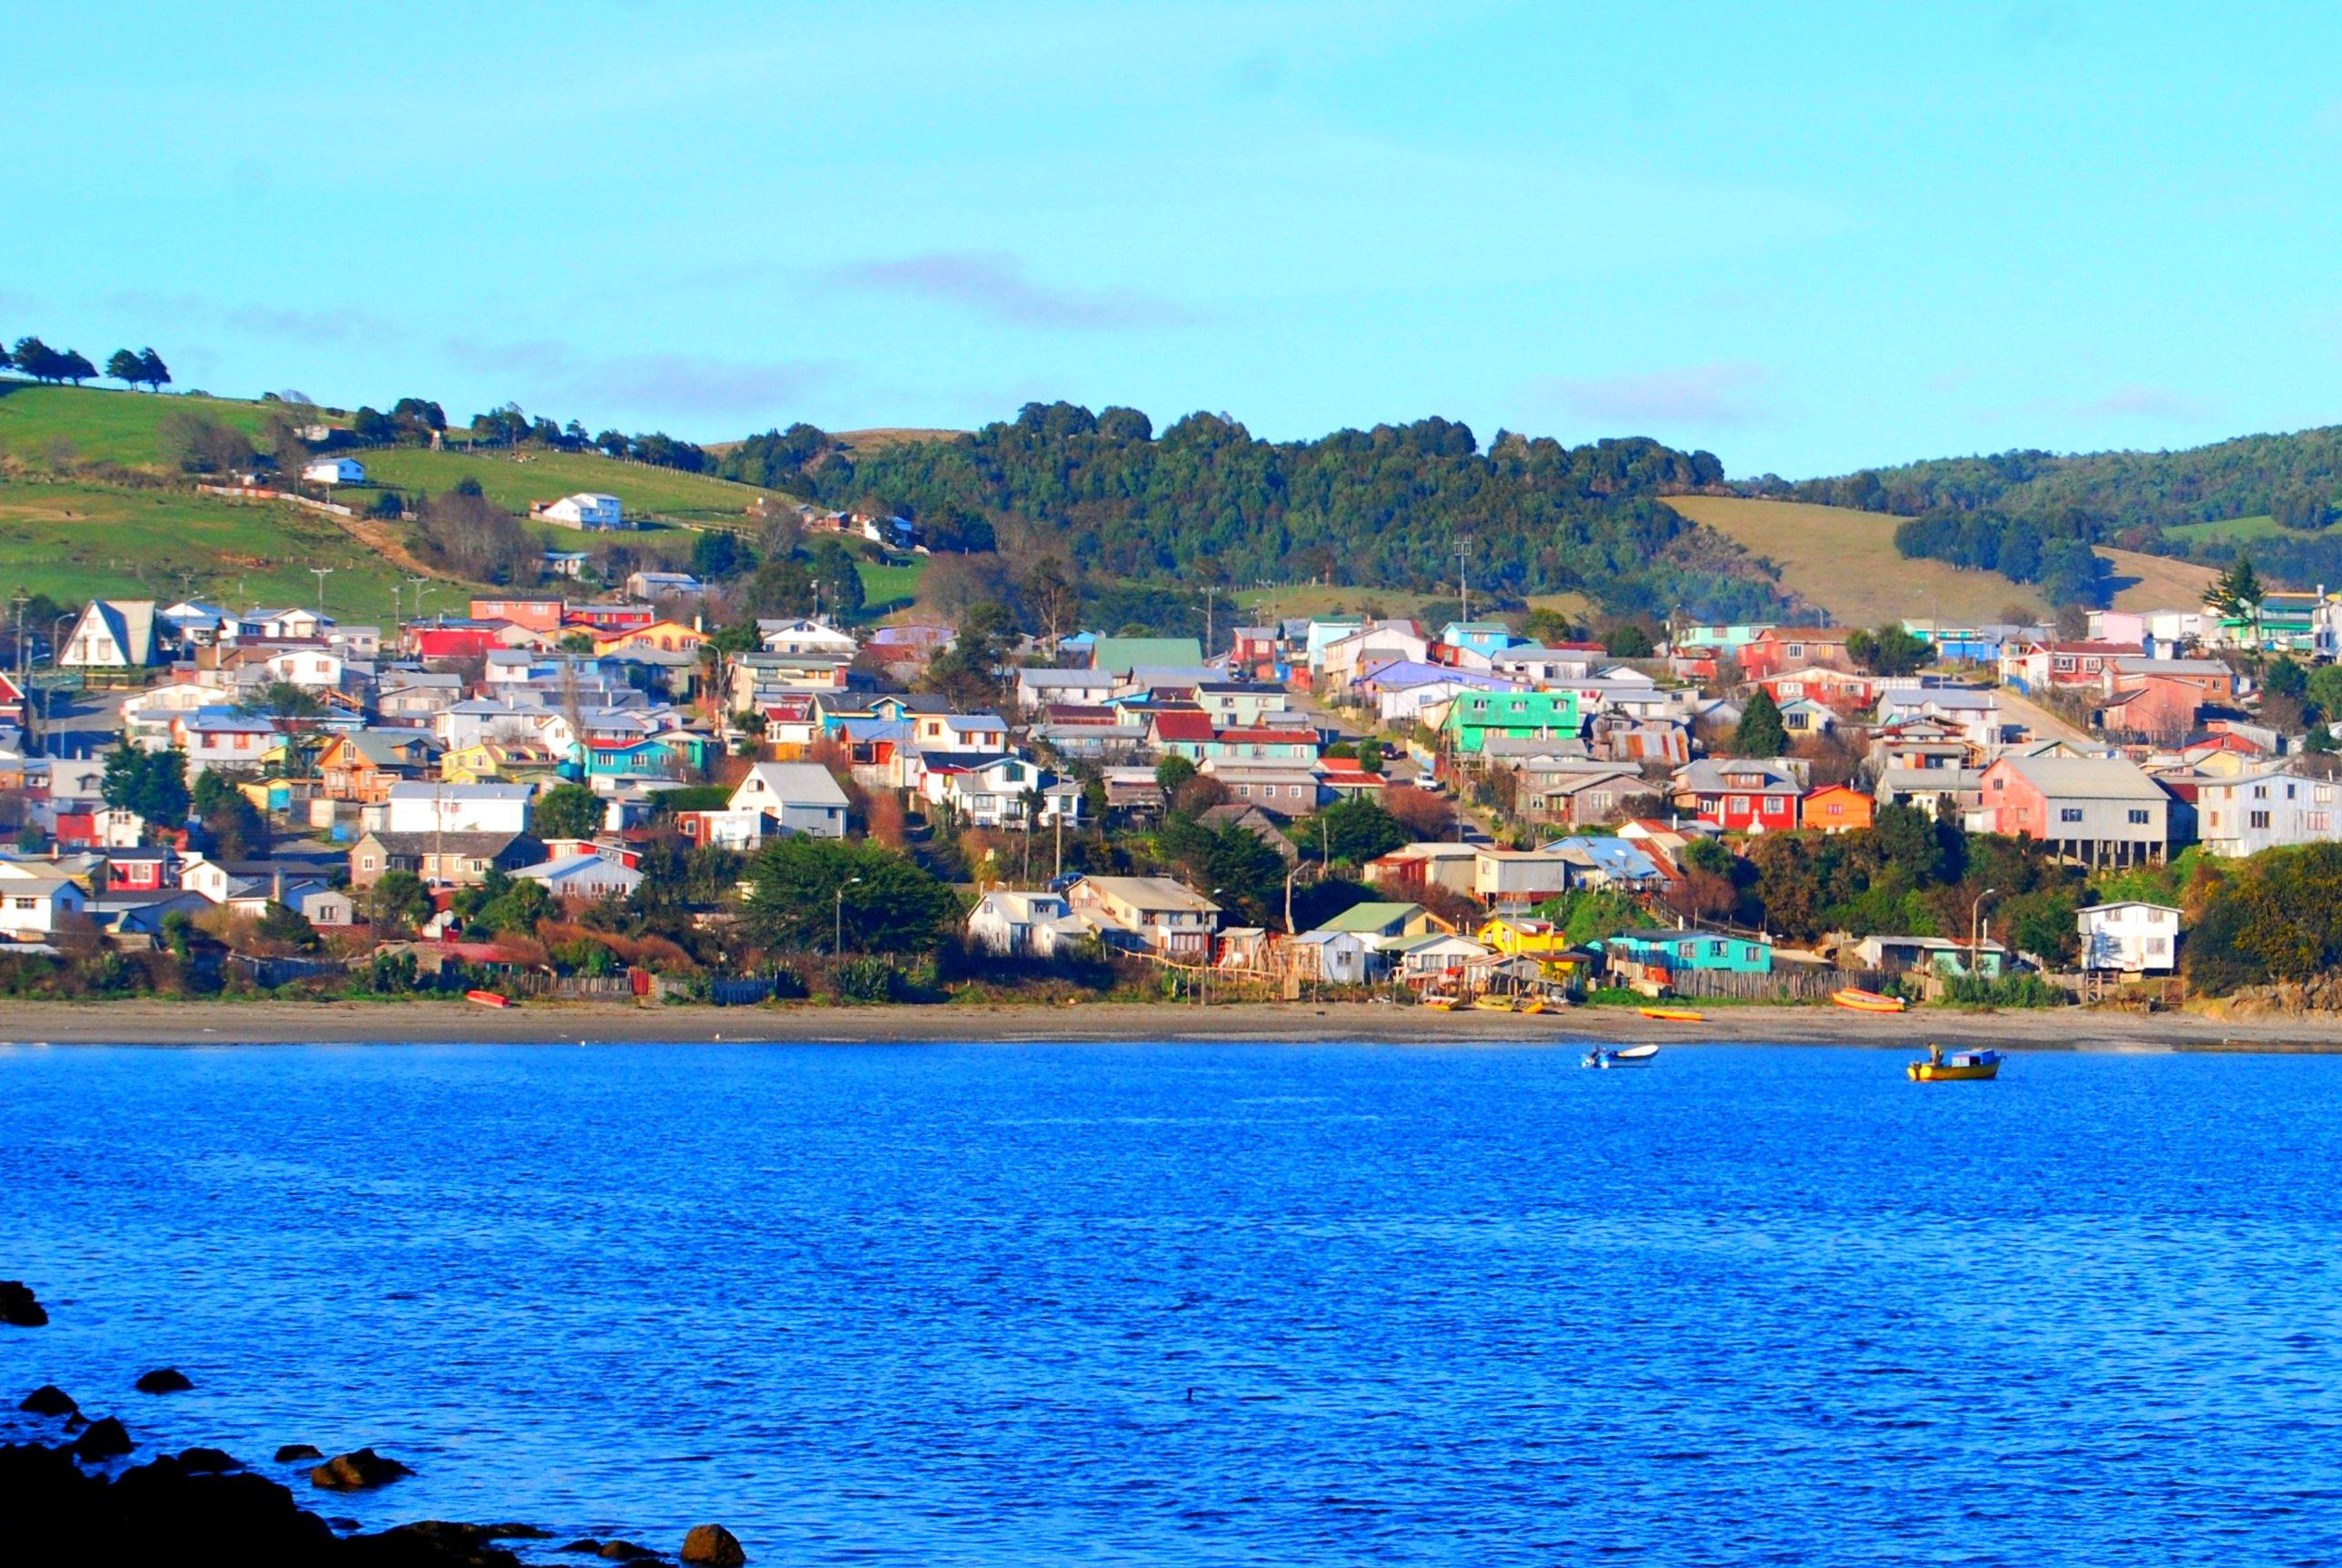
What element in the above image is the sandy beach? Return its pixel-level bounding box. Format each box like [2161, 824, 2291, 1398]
[0, 998, 2337, 1050]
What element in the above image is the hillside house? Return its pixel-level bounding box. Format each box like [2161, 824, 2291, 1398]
[2196, 766, 2342, 856]
[1443, 689, 1582, 755]
[1973, 756, 2171, 865]
[60, 599, 160, 669]
[301, 456, 365, 486]
[1997, 640, 2142, 693]
[513, 852, 646, 901]
[1600, 928, 1774, 979]
[541, 493, 626, 529]
[1671, 759, 1804, 833]
[349, 829, 542, 890]
[727, 762, 849, 839]
[1473, 849, 1579, 909]
[1803, 783, 1876, 834]
[1066, 875, 1221, 959]
[381, 781, 533, 836]
[2077, 901, 2180, 973]
[1738, 628, 1857, 682]
[967, 890, 1090, 957]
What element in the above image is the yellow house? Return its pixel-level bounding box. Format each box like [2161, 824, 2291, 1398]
[595, 618, 707, 656]
[442, 739, 564, 785]
[1476, 916, 1588, 979]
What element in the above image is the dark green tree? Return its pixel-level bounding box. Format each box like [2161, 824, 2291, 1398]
[1732, 689, 1789, 757]
[1302, 796, 1409, 865]
[136, 347, 170, 392]
[532, 782, 605, 841]
[742, 836, 958, 954]
[106, 349, 145, 387]
[99, 744, 190, 831]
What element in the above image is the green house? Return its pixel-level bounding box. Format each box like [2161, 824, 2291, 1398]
[1599, 928, 1774, 973]
[1443, 689, 1581, 755]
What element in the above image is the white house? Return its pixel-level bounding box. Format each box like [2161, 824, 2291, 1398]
[758, 618, 859, 657]
[1289, 929, 1372, 985]
[514, 852, 646, 901]
[543, 492, 626, 529]
[728, 762, 850, 839]
[967, 890, 1089, 957]
[917, 755, 1082, 828]
[2196, 767, 2342, 857]
[381, 781, 535, 836]
[302, 456, 366, 486]
[2077, 901, 2181, 974]
[0, 876, 87, 940]
[626, 570, 704, 601]
[1065, 875, 1221, 959]
[263, 647, 346, 689]
[60, 599, 159, 668]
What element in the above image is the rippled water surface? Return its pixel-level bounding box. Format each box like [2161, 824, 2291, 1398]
[5, 1040, 2342, 1564]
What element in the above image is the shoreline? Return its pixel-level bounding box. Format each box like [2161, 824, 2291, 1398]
[1, 998, 2339, 1050]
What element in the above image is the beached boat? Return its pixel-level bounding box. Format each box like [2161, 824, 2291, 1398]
[1638, 1006, 1704, 1022]
[1908, 1047, 2000, 1081]
[465, 990, 514, 1010]
[1833, 988, 1907, 1013]
[1472, 995, 1518, 1013]
[1422, 992, 1462, 1011]
[1515, 996, 1550, 1015]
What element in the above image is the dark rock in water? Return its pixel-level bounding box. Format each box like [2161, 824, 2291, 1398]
[176, 1446, 242, 1473]
[485, 1523, 553, 1538]
[0, 1440, 337, 1563]
[135, 1367, 195, 1394]
[681, 1523, 748, 1566]
[598, 1542, 658, 1561]
[71, 1416, 132, 1461]
[311, 1446, 414, 1491]
[19, 1383, 77, 1416]
[344, 1519, 527, 1566]
[276, 1442, 326, 1462]
[561, 1540, 606, 1554]
[64, 1412, 86, 1432]
[0, 1280, 46, 1327]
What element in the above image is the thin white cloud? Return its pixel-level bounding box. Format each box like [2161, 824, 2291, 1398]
[1521, 361, 1771, 429]
[823, 251, 1202, 330]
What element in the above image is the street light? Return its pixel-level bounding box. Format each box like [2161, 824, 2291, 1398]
[1970, 887, 1999, 977]
[834, 875, 863, 956]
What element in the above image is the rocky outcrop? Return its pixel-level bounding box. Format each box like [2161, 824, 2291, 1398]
[19, 1384, 77, 1417]
[681, 1523, 747, 1566]
[136, 1368, 195, 1394]
[176, 1447, 242, 1473]
[276, 1444, 326, 1462]
[596, 1542, 658, 1561]
[0, 1439, 537, 1565]
[0, 1281, 46, 1327]
[71, 1417, 133, 1462]
[310, 1448, 415, 1491]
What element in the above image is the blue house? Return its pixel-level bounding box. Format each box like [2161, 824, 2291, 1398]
[1599, 928, 1774, 974]
[1441, 621, 1517, 658]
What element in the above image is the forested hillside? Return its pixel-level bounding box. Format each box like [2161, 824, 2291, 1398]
[719, 403, 1787, 621]
[1762, 425, 2342, 597]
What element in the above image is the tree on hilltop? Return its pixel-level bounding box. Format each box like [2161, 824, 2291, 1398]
[106, 349, 144, 387]
[136, 348, 171, 392]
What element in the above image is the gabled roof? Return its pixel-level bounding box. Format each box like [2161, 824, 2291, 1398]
[1150, 710, 1216, 742]
[1990, 755, 2167, 800]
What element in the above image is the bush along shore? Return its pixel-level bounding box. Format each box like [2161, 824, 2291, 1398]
[2, 1282, 749, 1567]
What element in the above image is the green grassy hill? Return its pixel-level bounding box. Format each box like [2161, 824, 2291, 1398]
[0, 479, 432, 622]
[0, 383, 788, 526]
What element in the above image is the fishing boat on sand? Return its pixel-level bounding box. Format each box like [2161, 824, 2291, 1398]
[1908, 1045, 2000, 1081]
[1637, 1006, 1704, 1022]
[1833, 988, 1906, 1013]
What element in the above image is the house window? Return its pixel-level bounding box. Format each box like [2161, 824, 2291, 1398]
[361, 856, 377, 870]
[2127, 809, 2149, 825]
[2147, 937, 2168, 955]
[2250, 810, 2271, 829]
[2254, 785, 2268, 799]
[11, 898, 33, 910]
[2312, 813, 2332, 833]
[2059, 808, 2085, 823]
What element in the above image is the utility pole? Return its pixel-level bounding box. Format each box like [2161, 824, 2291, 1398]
[1204, 586, 1217, 658]
[310, 567, 335, 612]
[1457, 537, 1472, 625]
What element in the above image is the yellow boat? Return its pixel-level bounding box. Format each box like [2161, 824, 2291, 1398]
[1638, 1006, 1705, 1022]
[1516, 997, 1549, 1016]
[1472, 995, 1518, 1013]
[1833, 987, 1907, 1014]
[1908, 1047, 2001, 1081]
[1422, 993, 1462, 1011]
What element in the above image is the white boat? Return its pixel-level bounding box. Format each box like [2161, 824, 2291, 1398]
[1582, 1043, 1661, 1070]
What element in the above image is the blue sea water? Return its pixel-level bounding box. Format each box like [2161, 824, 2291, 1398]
[3, 1040, 2341, 1565]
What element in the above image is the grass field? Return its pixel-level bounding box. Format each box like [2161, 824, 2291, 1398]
[0, 479, 432, 622]
[0, 384, 789, 527]
[1666, 496, 2217, 621]
[859, 559, 924, 612]
[2163, 514, 2288, 548]
[0, 384, 270, 467]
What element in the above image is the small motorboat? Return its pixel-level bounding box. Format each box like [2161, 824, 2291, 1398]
[1422, 992, 1462, 1011]
[1638, 1006, 1704, 1022]
[1908, 1046, 2000, 1081]
[1833, 987, 1907, 1013]
[1515, 996, 1550, 1016]
[1472, 995, 1518, 1013]
[1583, 1043, 1661, 1069]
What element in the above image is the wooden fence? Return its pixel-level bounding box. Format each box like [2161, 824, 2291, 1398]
[1658, 966, 1894, 1002]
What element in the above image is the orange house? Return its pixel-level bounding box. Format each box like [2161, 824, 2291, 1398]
[1803, 783, 1875, 834]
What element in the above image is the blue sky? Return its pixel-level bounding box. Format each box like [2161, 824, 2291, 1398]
[12, 2, 2342, 477]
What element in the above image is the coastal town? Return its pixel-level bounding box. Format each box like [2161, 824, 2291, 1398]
[0, 530, 2322, 1015]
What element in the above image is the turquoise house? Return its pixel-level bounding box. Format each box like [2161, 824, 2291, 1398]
[1440, 621, 1516, 658]
[1442, 689, 1581, 754]
[1674, 623, 1773, 651]
[1600, 928, 1774, 974]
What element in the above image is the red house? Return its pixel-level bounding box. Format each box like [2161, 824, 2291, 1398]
[1758, 668, 1875, 712]
[95, 848, 175, 891]
[566, 603, 658, 632]
[1738, 628, 1857, 682]
[411, 624, 506, 660]
[1671, 759, 1804, 832]
[467, 597, 566, 635]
